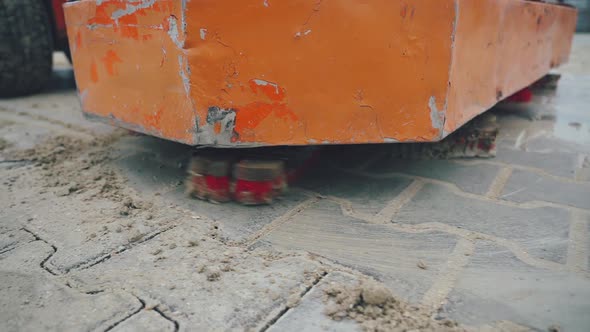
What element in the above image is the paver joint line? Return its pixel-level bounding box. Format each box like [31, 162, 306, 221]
[486, 167, 513, 198]
[246, 196, 321, 247]
[335, 166, 590, 213]
[0, 246, 18, 255]
[153, 307, 180, 332]
[567, 210, 590, 273]
[21, 228, 58, 276]
[64, 224, 178, 274]
[297, 189, 590, 279]
[0, 231, 35, 255]
[373, 179, 425, 224]
[421, 238, 475, 312]
[258, 271, 328, 332]
[458, 159, 590, 185]
[103, 296, 146, 332]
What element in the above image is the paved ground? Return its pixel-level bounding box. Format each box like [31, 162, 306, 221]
[1, 36, 589, 332]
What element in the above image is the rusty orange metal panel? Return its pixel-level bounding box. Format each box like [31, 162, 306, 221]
[64, 0, 577, 147]
[444, 0, 578, 134]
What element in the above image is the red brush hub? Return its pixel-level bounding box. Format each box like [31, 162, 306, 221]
[233, 160, 286, 205]
[205, 176, 232, 203]
[506, 87, 533, 103]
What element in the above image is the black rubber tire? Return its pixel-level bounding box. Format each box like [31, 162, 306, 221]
[0, 0, 53, 97]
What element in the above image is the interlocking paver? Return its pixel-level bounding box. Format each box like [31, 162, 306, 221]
[525, 136, 590, 156]
[0, 241, 141, 332]
[1, 159, 183, 273]
[69, 222, 323, 331]
[263, 200, 458, 303]
[396, 184, 570, 264]
[441, 241, 590, 332]
[495, 143, 578, 179]
[0, 87, 114, 135]
[365, 158, 502, 195]
[111, 310, 176, 332]
[114, 151, 188, 197]
[0, 209, 17, 233]
[0, 111, 88, 152]
[268, 272, 361, 332]
[588, 219, 590, 270]
[0, 229, 34, 253]
[18, 192, 181, 273]
[297, 166, 413, 216]
[501, 169, 590, 209]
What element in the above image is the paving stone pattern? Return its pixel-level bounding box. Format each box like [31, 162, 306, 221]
[1, 39, 590, 331]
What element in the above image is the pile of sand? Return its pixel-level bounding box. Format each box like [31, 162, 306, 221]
[324, 279, 463, 332]
[8, 131, 150, 217]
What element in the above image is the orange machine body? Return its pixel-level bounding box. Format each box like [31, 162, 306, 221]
[64, 0, 577, 146]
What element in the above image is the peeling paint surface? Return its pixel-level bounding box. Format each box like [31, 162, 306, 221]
[64, 0, 577, 146]
[64, 0, 195, 143]
[196, 106, 238, 145]
[166, 15, 183, 49]
[428, 96, 445, 138]
[183, 0, 456, 145]
[111, 0, 157, 20]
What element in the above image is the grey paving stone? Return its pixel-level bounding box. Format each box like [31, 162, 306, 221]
[114, 149, 310, 243]
[0, 205, 27, 235]
[495, 143, 578, 179]
[501, 169, 590, 209]
[365, 157, 501, 195]
[19, 192, 181, 274]
[396, 184, 570, 264]
[264, 200, 458, 303]
[0, 229, 34, 254]
[113, 151, 187, 196]
[525, 136, 590, 156]
[0, 162, 183, 274]
[588, 218, 590, 271]
[169, 188, 310, 243]
[576, 154, 590, 182]
[268, 272, 360, 332]
[493, 110, 555, 144]
[441, 241, 590, 332]
[0, 112, 88, 153]
[0, 166, 51, 234]
[69, 222, 323, 331]
[297, 166, 413, 216]
[0, 241, 141, 332]
[112, 310, 175, 332]
[0, 87, 114, 135]
[114, 135, 193, 167]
